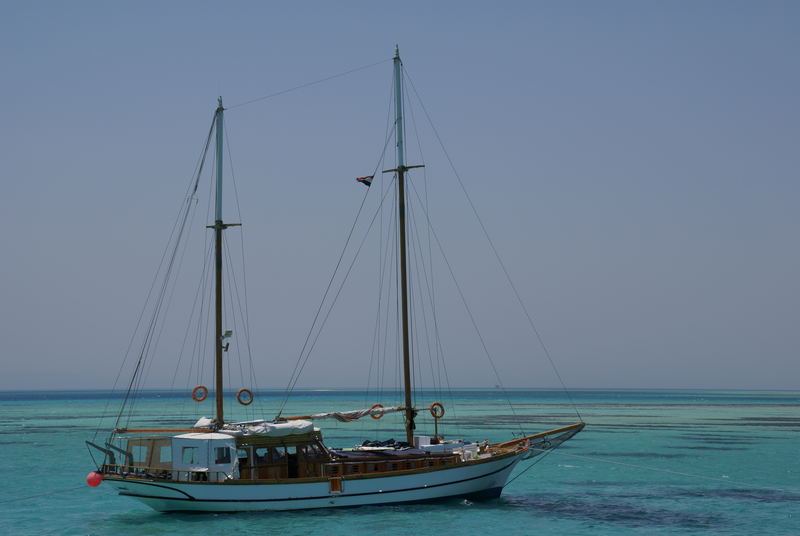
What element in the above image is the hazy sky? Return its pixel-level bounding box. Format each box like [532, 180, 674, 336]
[1, 1, 798, 391]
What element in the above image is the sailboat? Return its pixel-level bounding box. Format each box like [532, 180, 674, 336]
[86, 48, 584, 512]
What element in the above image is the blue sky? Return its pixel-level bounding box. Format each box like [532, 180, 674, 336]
[1, 1, 798, 391]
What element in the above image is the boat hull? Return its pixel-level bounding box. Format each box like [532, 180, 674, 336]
[105, 452, 522, 512]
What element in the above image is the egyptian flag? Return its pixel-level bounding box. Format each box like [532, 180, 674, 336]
[356, 175, 374, 187]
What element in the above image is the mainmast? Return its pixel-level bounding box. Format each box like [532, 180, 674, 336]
[386, 47, 424, 444]
[213, 97, 225, 425]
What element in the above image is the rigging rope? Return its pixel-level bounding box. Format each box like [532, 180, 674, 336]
[112, 112, 217, 433]
[364, 76, 396, 411]
[0, 486, 85, 505]
[224, 124, 262, 416]
[505, 448, 557, 487]
[404, 76, 450, 410]
[405, 179, 525, 436]
[402, 65, 583, 422]
[226, 58, 392, 110]
[170, 240, 214, 393]
[223, 238, 247, 415]
[277, 176, 398, 417]
[512, 448, 800, 494]
[274, 191, 369, 417]
[276, 105, 398, 417]
[92, 116, 217, 441]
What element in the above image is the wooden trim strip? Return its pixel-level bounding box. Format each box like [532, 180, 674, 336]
[491, 422, 585, 449]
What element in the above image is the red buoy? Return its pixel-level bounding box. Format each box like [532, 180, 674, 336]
[86, 471, 103, 487]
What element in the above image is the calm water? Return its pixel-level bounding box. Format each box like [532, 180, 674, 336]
[0, 389, 798, 535]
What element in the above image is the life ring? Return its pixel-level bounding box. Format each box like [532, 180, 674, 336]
[236, 388, 254, 406]
[369, 403, 385, 419]
[191, 385, 208, 402]
[429, 401, 445, 419]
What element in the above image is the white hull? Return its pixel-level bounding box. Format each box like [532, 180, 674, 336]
[106, 452, 523, 512]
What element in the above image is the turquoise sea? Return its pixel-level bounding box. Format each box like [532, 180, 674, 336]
[1, 389, 797, 535]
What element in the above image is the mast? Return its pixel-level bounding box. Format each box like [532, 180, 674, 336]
[391, 47, 422, 444]
[214, 97, 225, 425]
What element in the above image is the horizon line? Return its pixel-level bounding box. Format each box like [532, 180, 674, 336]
[1, 386, 798, 393]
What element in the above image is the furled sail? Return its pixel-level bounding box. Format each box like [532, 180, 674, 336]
[293, 406, 405, 422]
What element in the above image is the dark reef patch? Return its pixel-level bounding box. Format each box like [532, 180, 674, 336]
[502, 493, 725, 529]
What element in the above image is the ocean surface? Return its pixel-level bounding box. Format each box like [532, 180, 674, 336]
[0, 389, 797, 535]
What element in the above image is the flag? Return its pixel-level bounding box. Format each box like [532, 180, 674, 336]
[356, 175, 374, 187]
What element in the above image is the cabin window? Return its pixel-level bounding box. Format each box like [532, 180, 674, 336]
[347, 464, 359, 474]
[367, 463, 377, 472]
[255, 448, 268, 464]
[305, 444, 324, 459]
[159, 446, 172, 463]
[390, 463, 398, 471]
[271, 447, 286, 463]
[237, 448, 249, 460]
[182, 446, 198, 464]
[215, 446, 231, 464]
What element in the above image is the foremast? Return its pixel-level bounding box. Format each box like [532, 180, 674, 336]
[213, 97, 227, 426]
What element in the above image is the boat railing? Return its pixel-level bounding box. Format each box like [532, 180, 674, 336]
[102, 464, 232, 482]
[101, 451, 476, 482]
[323, 453, 462, 476]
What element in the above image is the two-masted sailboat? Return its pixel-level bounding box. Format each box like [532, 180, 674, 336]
[86, 48, 584, 512]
